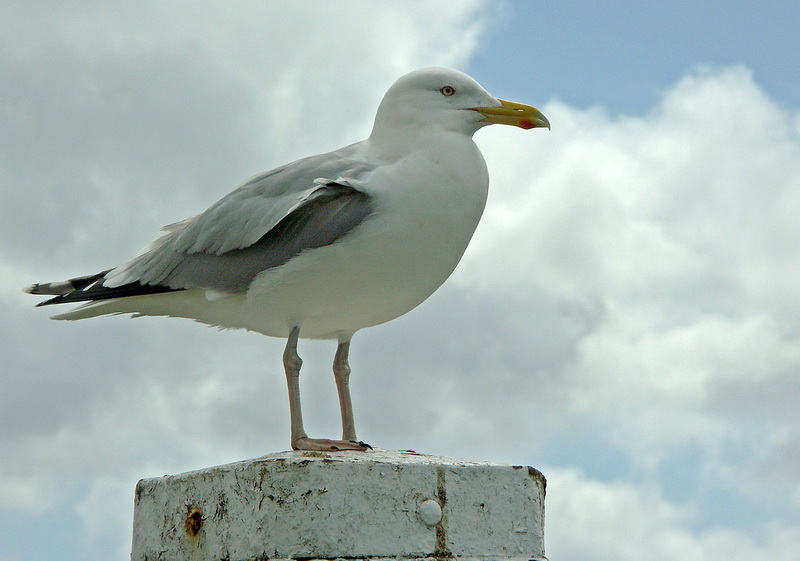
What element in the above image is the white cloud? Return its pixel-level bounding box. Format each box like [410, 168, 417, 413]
[546, 467, 800, 561]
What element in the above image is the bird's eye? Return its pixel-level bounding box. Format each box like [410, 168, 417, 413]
[439, 86, 456, 97]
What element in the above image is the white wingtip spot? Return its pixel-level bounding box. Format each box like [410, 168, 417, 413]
[205, 289, 235, 302]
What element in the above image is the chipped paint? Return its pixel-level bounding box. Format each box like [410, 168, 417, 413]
[184, 505, 203, 537]
[434, 467, 452, 558]
[131, 449, 546, 561]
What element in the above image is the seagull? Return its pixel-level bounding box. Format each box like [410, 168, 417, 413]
[25, 67, 550, 452]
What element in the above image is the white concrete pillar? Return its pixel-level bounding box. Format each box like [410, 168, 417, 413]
[131, 449, 547, 560]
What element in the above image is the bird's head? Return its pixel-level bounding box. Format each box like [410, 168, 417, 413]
[370, 67, 550, 141]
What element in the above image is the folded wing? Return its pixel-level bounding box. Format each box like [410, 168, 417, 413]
[29, 180, 374, 306]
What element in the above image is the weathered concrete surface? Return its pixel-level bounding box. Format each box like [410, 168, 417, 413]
[130, 448, 547, 561]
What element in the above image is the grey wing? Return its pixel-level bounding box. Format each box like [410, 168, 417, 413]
[31, 181, 374, 306]
[108, 146, 376, 285]
[29, 145, 378, 306]
[146, 183, 373, 292]
[171, 147, 374, 255]
[140, 181, 374, 292]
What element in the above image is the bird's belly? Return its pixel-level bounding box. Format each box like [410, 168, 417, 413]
[243, 186, 485, 338]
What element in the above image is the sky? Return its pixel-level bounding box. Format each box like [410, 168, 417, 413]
[2, 1, 799, 560]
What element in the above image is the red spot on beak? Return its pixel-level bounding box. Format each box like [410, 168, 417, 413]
[519, 119, 535, 130]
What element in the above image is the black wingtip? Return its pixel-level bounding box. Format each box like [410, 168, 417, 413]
[34, 296, 62, 307]
[25, 269, 182, 307]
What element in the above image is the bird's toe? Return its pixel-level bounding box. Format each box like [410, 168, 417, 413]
[292, 437, 372, 452]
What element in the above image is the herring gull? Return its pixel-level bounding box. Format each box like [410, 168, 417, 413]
[25, 67, 550, 451]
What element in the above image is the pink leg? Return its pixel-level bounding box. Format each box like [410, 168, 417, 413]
[282, 327, 370, 452]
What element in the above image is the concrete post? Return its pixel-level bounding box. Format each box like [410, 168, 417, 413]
[131, 449, 547, 560]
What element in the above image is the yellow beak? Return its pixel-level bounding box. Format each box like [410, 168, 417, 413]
[471, 99, 550, 130]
